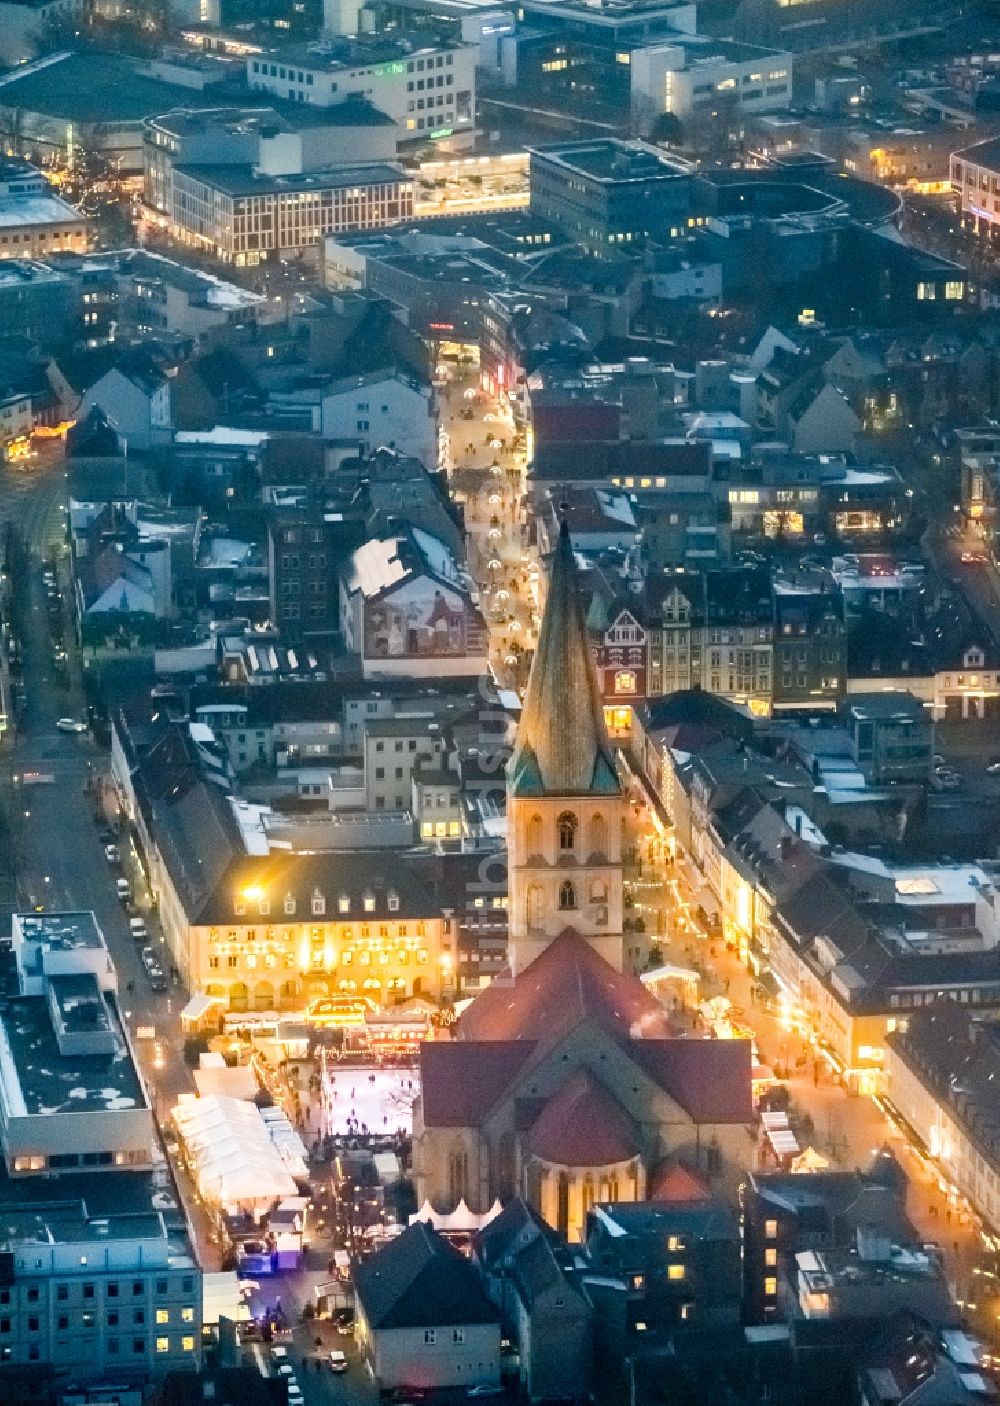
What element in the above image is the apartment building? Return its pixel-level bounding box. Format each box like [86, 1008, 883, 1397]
[952, 135, 1000, 234]
[363, 715, 446, 813]
[887, 1002, 1000, 1233]
[247, 38, 477, 145]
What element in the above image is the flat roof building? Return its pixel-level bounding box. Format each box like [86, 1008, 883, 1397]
[0, 912, 153, 1177]
[0, 159, 86, 261]
[247, 37, 477, 148]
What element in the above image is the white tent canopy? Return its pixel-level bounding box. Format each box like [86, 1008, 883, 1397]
[172, 1095, 300, 1215]
[409, 1198, 503, 1232]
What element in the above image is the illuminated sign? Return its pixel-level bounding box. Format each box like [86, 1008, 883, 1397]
[374, 60, 407, 76]
[430, 127, 454, 140]
[429, 321, 455, 331]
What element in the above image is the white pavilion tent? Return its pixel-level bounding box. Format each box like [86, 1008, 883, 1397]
[172, 1094, 299, 1218]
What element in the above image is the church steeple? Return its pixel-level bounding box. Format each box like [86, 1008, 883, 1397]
[509, 519, 620, 798]
[506, 519, 631, 975]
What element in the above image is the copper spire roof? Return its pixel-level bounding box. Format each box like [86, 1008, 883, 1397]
[509, 519, 620, 797]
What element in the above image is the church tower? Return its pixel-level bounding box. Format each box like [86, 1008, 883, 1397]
[507, 520, 628, 974]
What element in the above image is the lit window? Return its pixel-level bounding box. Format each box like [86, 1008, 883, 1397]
[156, 1337, 170, 1353]
[181, 1308, 194, 1323]
[765, 1220, 778, 1239]
[945, 280, 964, 300]
[156, 1310, 169, 1325]
[765, 1248, 777, 1267]
[764, 1277, 777, 1297]
[667, 1264, 686, 1281]
[182, 1335, 195, 1352]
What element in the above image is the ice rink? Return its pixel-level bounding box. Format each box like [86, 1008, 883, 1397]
[319, 1065, 420, 1137]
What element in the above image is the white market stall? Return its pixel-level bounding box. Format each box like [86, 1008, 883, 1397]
[172, 1094, 303, 1219]
[409, 1198, 504, 1233]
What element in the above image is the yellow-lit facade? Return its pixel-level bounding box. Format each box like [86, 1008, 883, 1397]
[189, 904, 451, 1012]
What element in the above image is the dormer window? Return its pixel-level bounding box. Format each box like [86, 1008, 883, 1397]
[258, 897, 270, 917]
[312, 890, 326, 917]
[387, 890, 399, 912]
[363, 893, 376, 913]
[234, 898, 246, 916]
[338, 894, 350, 914]
[284, 894, 296, 916]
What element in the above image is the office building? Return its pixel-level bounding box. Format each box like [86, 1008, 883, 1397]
[247, 38, 477, 146]
[529, 139, 693, 256]
[165, 162, 414, 264]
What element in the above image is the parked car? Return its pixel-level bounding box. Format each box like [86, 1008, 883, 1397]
[115, 878, 131, 902]
[105, 843, 120, 865]
[986, 761, 1000, 776]
[329, 1351, 349, 1374]
[56, 718, 87, 734]
[129, 917, 147, 941]
[148, 970, 167, 992]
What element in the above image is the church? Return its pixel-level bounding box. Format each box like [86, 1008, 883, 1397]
[412, 521, 752, 1241]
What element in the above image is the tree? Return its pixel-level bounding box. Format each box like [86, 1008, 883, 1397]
[649, 111, 684, 147]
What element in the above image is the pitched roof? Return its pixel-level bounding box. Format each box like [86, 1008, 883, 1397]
[354, 1222, 499, 1331]
[456, 928, 669, 1047]
[420, 1041, 536, 1127]
[508, 520, 620, 797]
[647, 1159, 713, 1202]
[528, 1070, 639, 1167]
[473, 1196, 559, 1271]
[632, 1039, 754, 1123]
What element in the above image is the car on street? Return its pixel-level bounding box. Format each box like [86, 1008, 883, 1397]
[329, 1350, 349, 1373]
[56, 718, 87, 734]
[129, 917, 147, 940]
[276, 1363, 295, 1377]
[148, 970, 167, 992]
[115, 878, 131, 902]
[468, 1386, 505, 1398]
[334, 1308, 354, 1333]
[987, 762, 1000, 776]
[105, 843, 119, 864]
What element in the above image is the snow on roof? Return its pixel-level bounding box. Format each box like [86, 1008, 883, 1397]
[0, 194, 84, 228]
[410, 526, 460, 582]
[594, 490, 637, 526]
[229, 798, 271, 856]
[349, 536, 409, 597]
[175, 427, 269, 447]
[592, 1205, 627, 1238]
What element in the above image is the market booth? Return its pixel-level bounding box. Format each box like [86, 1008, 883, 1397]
[172, 1094, 307, 1221]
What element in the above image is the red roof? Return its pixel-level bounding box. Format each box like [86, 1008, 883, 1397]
[528, 1071, 638, 1168]
[457, 929, 670, 1048]
[648, 1159, 712, 1202]
[420, 1041, 534, 1126]
[633, 1039, 753, 1124]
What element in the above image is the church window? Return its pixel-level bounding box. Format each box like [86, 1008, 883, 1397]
[448, 1148, 468, 1204]
[527, 814, 543, 856]
[557, 812, 577, 851]
[559, 881, 577, 911]
[589, 814, 608, 858]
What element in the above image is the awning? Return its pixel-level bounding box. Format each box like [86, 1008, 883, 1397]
[181, 994, 224, 1024]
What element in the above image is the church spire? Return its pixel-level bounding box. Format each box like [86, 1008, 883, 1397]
[509, 518, 620, 797]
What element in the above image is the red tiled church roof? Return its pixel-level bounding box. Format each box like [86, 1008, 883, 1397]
[528, 1070, 639, 1168]
[457, 929, 670, 1048]
[420, 1041, 535, 1127]
[632, 1039, 753, 1124]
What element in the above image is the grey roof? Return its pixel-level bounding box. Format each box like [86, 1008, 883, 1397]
[1, 991, 147, 1117]
[509, 520, 619, 797]
[0, 52, 209, 123]
[355, 1222, 499, 1330]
